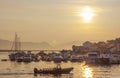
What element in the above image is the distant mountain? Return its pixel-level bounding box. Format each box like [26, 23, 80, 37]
[21, 41, 52, 50]
[0, 39, 12, 49]
[0, 39, 52, 50]
[0, 39, 83, 50]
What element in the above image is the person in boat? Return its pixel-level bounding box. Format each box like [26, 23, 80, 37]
[34, 68, 38, 73]
[56, 64, 61, 69]
[34, 63, 74, 74]
[53, 64, 62, 72]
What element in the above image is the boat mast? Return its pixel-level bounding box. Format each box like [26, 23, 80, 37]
[15, 33, 18, 52]
[18, 37, 21, 51]
[11, 33, 21, 53]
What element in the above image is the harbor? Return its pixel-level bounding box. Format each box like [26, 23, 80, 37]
[0, 52, 120, 78]
[0, 35, 119, 78]
[6, 49, 120, 65]
[7, 36, 120, 65]
[1, 34, 120, 77]
[0, 0, 120, 77]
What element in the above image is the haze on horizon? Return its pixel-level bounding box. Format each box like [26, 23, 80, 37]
[0, 0, 120, 46]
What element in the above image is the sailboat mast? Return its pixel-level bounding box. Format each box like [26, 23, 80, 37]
[18, 37, 21, 51]
[15, 33, 18, 52]
[11, 33, 21, 52]
[15, 33, 17, 52]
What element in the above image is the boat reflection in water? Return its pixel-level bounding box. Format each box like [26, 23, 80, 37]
[34, 74, 73, 78]
[83, 66, 93, 78]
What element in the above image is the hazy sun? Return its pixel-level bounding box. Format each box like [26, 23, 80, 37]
[80, 6, 95, 23]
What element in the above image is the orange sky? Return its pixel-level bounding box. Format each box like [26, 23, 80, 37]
[0, 0, 120, 46]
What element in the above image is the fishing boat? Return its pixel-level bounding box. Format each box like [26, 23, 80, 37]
[34, 64, 73, 74]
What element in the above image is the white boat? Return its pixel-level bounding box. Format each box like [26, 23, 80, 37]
[70, 55, 83, 62]
[52, 54, 62, 63]
[23, 54, 32, 62]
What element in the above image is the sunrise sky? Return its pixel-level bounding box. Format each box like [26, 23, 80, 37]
[0, 0, 120, 46]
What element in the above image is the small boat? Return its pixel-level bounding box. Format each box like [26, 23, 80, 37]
[34, 64, 73, 74]
[23, 52, 32, 62]
[52, 54, 62, 63]
[9, 53, 16, 61]
[16, 55, 23, 62]
[1, 59, 7, 61]
[70, 56, 83, 62]
[9, 33, 22, 62]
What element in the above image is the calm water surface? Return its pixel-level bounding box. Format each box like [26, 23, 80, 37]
[0, 52, 120, 78]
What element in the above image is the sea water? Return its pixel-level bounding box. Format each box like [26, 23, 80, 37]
[0, 52, 120, 78]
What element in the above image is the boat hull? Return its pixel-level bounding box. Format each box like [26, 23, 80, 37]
[34, 67, 73, 74]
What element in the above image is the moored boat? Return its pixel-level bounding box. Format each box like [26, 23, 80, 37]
[34, 64, 73, 74]
[9, 53, 16, 61]
[9, 33, 22, 61]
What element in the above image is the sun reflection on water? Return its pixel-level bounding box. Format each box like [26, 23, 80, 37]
[83, 66, 93, 78]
